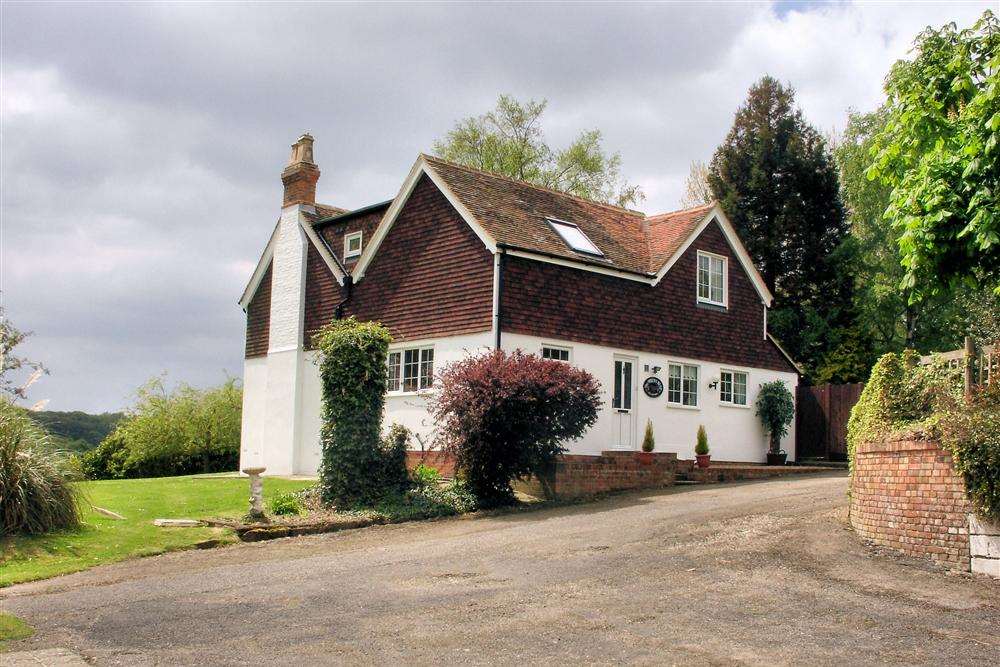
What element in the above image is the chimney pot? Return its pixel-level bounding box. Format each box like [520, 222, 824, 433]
[281, 133, 320, 208]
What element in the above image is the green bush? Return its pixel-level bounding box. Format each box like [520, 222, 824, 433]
[268, 491, 303, 516]
[376, 423, 411, 494]
[641, 420, 655, 453]
[80, 377, 242, 479]
[313, 317, 394, 506]
[937, 383, 1000, 519]
[755, 381, 795, 454]
[0, 401, 80, 536]
[695, 425, 709, 456]
[412, 463, 441, 487]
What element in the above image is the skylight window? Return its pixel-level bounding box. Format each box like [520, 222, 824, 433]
[547, 218, 603, 256]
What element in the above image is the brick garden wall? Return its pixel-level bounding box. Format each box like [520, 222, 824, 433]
[850, 436, 972, 571]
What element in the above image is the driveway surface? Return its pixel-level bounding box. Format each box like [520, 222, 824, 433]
[2, 474, 997, 666]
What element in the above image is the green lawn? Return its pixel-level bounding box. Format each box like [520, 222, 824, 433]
[0, 613, 34, 644]
[0, 475, 313, 587]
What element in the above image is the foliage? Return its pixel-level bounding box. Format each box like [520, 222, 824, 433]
[28, 411, 123, 454]
[937, 383, 1000, 519]
[641, 420, 655, 453]
[0, 613, 35, 643]
[345, 479, 479, 523]
[0, 400, 80, 536]
[432, 350, 601, 508]
[0, 307, 47, 404]
[412, 463, 441, 487]
[868, 10, 1000, 300]
[313, 317, 394, 506]
[434, 94, 643, 208]
[80, 377, 242, 479]
[680, 160, 713, 208]
[695, 425, 709, 456]
[1, 475, 312, 586]
[755, 381, 795, 453]
[268, 491, 303, 516]
[376, 423, 412, 495]
[708, 76, 855, 380]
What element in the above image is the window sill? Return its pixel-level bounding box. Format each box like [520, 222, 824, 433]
[387, 389, 434, 398]
[719, 402, 751, 410]
[696, 299, 728, 311]
[665, 402, 700, 411]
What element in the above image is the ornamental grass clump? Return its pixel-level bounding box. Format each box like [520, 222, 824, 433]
[432, 350, 601, 508]
[0, 401, 80, 536]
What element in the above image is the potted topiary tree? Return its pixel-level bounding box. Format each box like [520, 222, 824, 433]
[695, 425, 710, 468]
[755, 380, 794, 465]
[639, 419, 655, 463]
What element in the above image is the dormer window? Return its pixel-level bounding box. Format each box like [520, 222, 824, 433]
[697, 251, 727, 307]
[547, 218, 603, 256]
[344, 231, 363, 259]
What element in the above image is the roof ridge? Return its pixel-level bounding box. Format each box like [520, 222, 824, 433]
[646, 201, 716, 222]
[420, 153, 646, 218]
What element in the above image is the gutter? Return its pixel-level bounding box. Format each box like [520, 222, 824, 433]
[334, 275, 354, 319]
[495, 242, 654, 280]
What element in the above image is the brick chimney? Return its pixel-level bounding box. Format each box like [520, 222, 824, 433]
[281, 133, 320, 207]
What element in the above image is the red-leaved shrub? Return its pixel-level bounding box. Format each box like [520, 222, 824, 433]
[431, 350, 601, 507]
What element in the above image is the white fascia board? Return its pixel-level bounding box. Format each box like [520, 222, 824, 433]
[651, 204, 774, 307]
[503, 249, 654, 284]
[352, 156, 498, 282]
[238, 220, 280, 309]
[767, 332, 804, 375]
[300, 218, 346, 286]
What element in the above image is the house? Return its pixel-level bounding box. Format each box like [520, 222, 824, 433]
[239, 134, 800, 476]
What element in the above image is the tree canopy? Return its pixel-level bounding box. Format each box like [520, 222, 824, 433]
[868, 10, 1000, 300]
[708, 76, 856, 380]
[434, 94, 643, 208]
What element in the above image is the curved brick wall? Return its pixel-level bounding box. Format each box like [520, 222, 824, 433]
[850, 437, 972, 571]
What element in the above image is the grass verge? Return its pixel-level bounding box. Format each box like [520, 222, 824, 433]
[0, 475, 313, 587]
[0, 613, 34, 643]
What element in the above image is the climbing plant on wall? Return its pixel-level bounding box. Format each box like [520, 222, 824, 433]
[314, 317, 393, 506]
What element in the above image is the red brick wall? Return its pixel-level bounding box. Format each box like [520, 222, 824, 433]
[343, 175, 494, 343]
[405, 450, 457, 478]
[244, 261, 272, 358]
[500, 221, 795, 373]
[541, 452, 678, 498]
[850, 437, 971, 571]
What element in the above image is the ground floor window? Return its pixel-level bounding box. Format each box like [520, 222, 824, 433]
[387, 347, 433, 392]
[720, 370, 748, 406]
[667, 362, 698, 407]
[541, 345, 571, 362]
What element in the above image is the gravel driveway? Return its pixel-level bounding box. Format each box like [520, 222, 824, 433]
[2, 474, 997, 666]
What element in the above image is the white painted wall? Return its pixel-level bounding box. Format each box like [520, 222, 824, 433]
[501, 333, 798, 462]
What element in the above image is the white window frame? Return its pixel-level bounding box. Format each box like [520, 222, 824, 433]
[386, 345, 434, 394]
[547, 217, 604, 257]
[344, 231, 363, 259]
[666, 362, 700, 409]
[541, 344, 572, 362]
[719, 368, 749, 408]
[696, 250, 728, 308]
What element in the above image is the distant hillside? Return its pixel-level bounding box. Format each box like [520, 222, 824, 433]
[28, 410, 124, 453]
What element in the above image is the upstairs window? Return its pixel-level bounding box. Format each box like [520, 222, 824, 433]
[697, 251, 727, 306]
[387, 346, 433, 392]
[720, 370, 748, 406]
[541, 345, 571, 362]
[344, 231, 363, 259]
[667, 362, 699, 407]
[547, 218, 603, 256]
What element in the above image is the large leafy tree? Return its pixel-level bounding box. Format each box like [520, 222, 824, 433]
[868, 10, 1000, 300]
[434, 94, 643, 208]
[708, 76, 856, 380]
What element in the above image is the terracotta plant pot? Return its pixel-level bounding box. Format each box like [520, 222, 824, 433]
[637, 451, 654, 464]
[695, 454, 711, 469]
[766, 451, 787, 466]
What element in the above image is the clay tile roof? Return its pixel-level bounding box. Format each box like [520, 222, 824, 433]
[421, 154, 715, 276]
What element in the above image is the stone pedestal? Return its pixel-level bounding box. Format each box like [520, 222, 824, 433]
[242, 467, 267, 520]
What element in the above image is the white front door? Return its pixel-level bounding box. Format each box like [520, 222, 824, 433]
[612, 356, 637, 449]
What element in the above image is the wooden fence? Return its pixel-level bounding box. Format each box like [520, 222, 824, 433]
[795, 383, 864, 461]
[919, 337, 997, 397]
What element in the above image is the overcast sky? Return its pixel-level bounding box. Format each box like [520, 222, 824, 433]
[1, 0, 991, 413]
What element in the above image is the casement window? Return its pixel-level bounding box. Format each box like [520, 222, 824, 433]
[667, 362, 699, 407]
[720, 369, 748, 406]
[541, 345, 571, 362]
[547, 217, 604, 256]
[387, 347, 434, 392]
[344, 231, 363, 259]
[697, 251, 727, 307]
